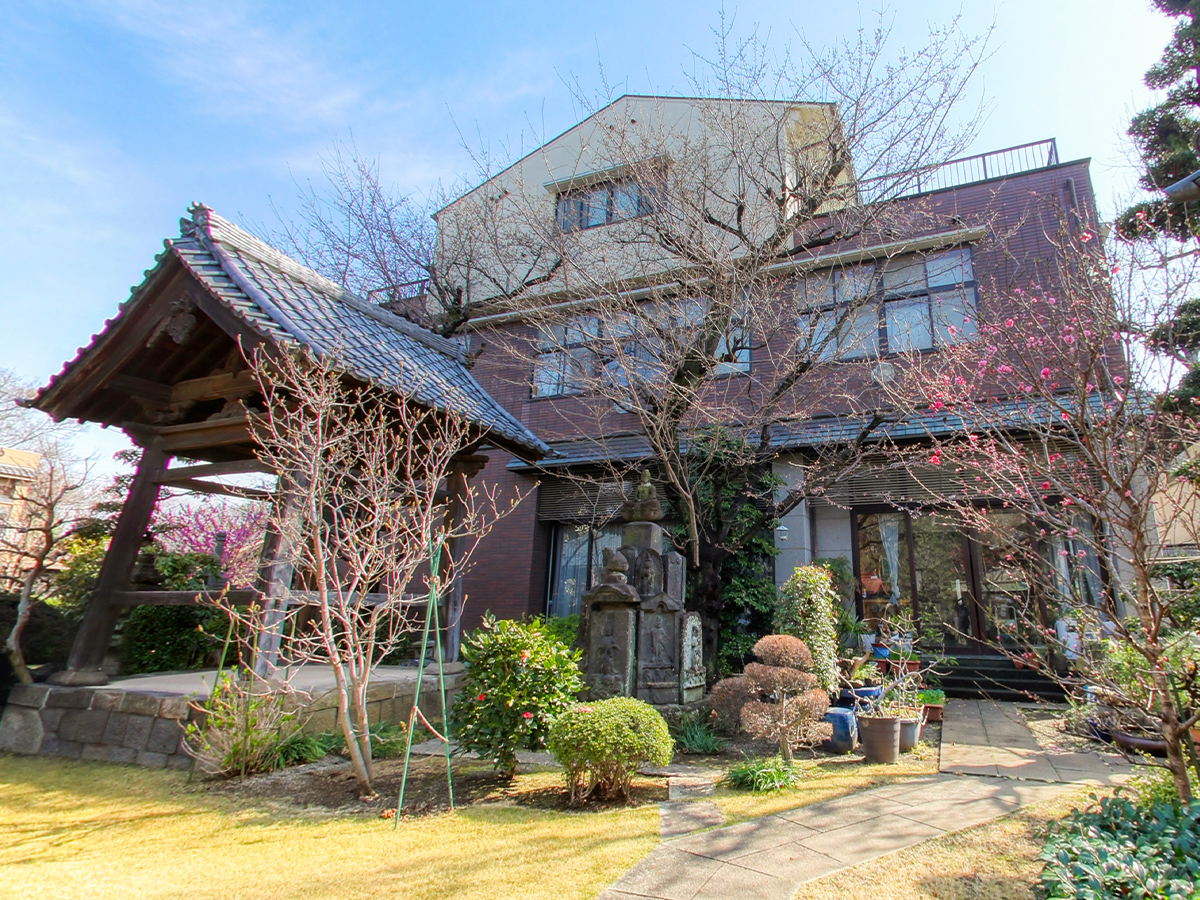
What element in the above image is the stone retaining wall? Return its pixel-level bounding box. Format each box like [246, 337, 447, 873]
[0, 667, 462, 770]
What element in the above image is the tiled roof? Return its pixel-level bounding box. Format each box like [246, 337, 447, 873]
[509, 394, 1116, 471]
[39, 205, 547, 458]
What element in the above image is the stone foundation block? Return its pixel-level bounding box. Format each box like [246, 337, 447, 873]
[158, 697, 190, 720]
[90, 690, 125, 711]
[301, 706, 337, 734]
[119, 693, 162, 717]
[122, 714, 154, 750]
[7, 683, 50, 708]
[0, 706, 45, 754]
[41, 736, 83, 759]
[103, 712, 129, 746]
[166, 753, 194, 771]
[59, 709, 111, 744]
[106, 746, 137, 764]
[39, 708, 65, 733]
[45, 688, 93, 709]
[135, 750, 168, 768]
[146, 718, 184, 755]
[81, 744, 110, 762]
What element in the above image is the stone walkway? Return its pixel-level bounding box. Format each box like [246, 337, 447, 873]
[598, 700, 1131, 900]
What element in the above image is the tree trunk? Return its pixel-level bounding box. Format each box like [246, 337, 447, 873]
[332, 665, 375, 798]
[5, 571, 41, 684]
[778, 731, 793, 764]
[691, 554, 725, 670]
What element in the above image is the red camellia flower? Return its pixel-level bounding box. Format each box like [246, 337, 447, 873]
[522, 711, 533, 719]
[477, 693, 486, 702]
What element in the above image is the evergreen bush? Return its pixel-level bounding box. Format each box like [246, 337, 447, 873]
[547, 697, 674, 804]
[775, 566, 840, 692]
[450, 614, 583, 778]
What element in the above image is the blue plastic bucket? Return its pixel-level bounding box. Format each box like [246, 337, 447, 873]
[820, 707, 858, 754]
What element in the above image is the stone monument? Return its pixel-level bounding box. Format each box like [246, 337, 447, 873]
[577, 470, 701, 704]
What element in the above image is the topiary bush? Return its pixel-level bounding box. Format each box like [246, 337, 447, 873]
[450, 614, 583, 778]
[707, 675, 757, 735]
[547, 697, 674, 804]
[1039, 793, 1200, 899]
[740, 635, 831, 762]
[776, 566, 840, 692]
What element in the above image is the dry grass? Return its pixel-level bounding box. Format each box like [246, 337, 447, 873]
[712, 740, 941, 824]
[0, 754, 658, 900]
[792, 786, 1101, 900]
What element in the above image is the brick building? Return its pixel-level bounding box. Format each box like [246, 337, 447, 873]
[436, 95, 1106, 659]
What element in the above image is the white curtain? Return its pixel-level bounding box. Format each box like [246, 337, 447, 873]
[879, 513, 903, 606]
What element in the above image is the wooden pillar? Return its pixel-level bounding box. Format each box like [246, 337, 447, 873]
[253, 482, 301, 678]
[51, 440, 171, 685]
[441, 455, 488, 662]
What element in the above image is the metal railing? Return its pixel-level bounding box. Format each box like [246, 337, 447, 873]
[861, 139, 1060, 203]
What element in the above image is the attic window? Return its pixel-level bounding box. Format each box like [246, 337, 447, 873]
[556, 179, 654, 232]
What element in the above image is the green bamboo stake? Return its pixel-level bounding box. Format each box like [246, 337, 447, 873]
[395, 533, 454, 824]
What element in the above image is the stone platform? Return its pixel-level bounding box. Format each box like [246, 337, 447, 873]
[0, 664, 460, 769]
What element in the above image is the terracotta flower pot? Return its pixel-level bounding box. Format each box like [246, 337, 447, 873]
[857, 715, 901, 764]
[923, 703, 944, 723]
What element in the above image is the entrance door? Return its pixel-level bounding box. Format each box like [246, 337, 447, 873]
[970, 511, 1047, 651]
[908, 513, 984, 651]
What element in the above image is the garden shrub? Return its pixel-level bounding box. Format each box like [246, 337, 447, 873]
[184, 671, 315, 777]
[451, 614, 583, 778]
[740, 635, 831, 761]
[670, 709, 728, 754]
[775, 566, 839, 692]
[1039, 793, 1200, 899]
[724, 755, 803, 791]
[547, 697, 674, 804]
[707, 675, 757, 735]
[543, 613, 580, 649]
[121, 552, 226, 674]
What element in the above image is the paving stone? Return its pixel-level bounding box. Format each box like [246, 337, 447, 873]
[723, 842, 842, 882]
[58, 709, 111, 744]
[774, 796, 907, 831]
[895, 796, 1017, 831]
[122, 714, 154, 750]
[136, 750, 168, 768]
[668, 776, 715, 800]
[146, 718, 184, 754]
[671, 816, 814, 862]
[659, 801, 723, 837]
[607, 846, 723, 900]
[691, 864, 792, 900]
[45, 688, 93, 709]
[798, 814, 945, 865]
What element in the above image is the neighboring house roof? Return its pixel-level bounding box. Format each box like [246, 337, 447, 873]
[508, 393, 1119, 471]
[35, 205, 548, 459]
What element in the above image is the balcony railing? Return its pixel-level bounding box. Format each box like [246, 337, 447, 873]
[861, 138, 1061, 203]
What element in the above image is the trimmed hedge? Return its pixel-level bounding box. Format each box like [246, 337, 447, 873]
[547, 697, 673, 804]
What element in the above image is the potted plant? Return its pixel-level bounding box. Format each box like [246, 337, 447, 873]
[918, 688, 946, 722]
[856, 705, 901, 764]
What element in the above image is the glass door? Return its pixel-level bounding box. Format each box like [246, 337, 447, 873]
[854, 511, 914, 633]
[908, 512, 982, 651]
[970, 511, 1045, 650]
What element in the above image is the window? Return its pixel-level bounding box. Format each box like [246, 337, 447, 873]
[800, 247, 977, 360]
[556, 179, 655, 232]
[547, 522, 624, 618]
[532, 317, 599, 397]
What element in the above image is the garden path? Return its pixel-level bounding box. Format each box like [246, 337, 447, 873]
[598, 700, 1131, 900]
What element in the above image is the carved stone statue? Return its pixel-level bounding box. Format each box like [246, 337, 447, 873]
[622, 469, 664, 522]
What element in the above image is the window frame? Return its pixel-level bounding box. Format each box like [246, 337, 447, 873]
[556, 178, 655, 233]
[801, 246, 978, 362]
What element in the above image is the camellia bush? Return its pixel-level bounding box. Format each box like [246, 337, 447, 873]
[451, 615, 583, 778]
[775, 566, 840, 691]
[547, 697, 673, 805]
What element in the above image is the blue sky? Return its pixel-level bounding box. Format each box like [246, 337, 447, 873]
[0, 0, 1176, 470]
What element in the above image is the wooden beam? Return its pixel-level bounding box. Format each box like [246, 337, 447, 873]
[169, 370, 257, 403]
[166, 478, 272, 501]
[155, 416, 252, 451]
[109, 374, 172, 403]
[157, 459, 272, 482]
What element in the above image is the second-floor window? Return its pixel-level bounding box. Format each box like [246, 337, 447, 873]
[556, 179, 655, 232]
[802, 247, 977, 360]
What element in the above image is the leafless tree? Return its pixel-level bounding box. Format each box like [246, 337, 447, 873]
[2, 444, 93, 682]
[459, 13, 991, 659]
[214, 346, 518, 798]
[872, 205, 1200, 799]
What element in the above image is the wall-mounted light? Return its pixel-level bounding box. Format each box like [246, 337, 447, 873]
[774, 523, 789, 543]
